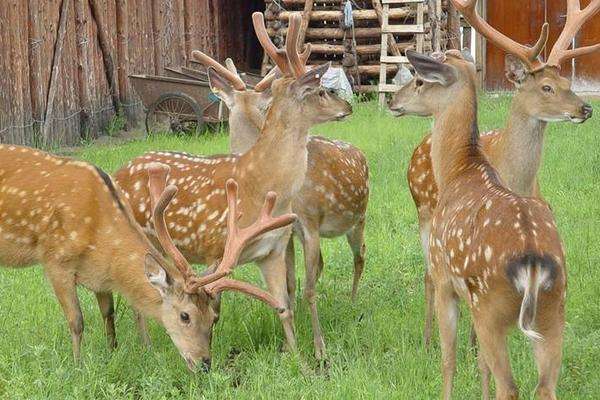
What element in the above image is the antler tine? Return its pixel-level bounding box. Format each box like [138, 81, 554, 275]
[286, 13, 307, 77]
[300, 43, 312, 64]
[187, 179, 296, 290]
[252, 12, 291, 75]
[191, 50, 246, 90]
[547, 0, 600, 67]
[204, 278, 286, 312]
[147, 163, 196, 280]
[451, 0, 548, 70]
[254, 66, 281, 92]
[225, 58, 238, 75]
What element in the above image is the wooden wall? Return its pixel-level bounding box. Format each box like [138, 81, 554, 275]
[0, 0, 255, 147]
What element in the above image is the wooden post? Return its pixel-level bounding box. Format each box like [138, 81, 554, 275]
[89, 0, 121, 115]
[42, 0, 71, 143]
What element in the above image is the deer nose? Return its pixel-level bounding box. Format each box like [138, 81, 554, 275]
[582, 103, 593, 119]
[201, 357, 211, 372]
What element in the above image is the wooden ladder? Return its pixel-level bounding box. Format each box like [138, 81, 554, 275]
[378, 0, 426, 106]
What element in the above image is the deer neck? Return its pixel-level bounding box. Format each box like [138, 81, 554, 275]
[430, 85, 479, 192]
[98, 221, 164, 321]
[493, 95, 546, 196]
[229, 98, 264, 154]
[237, 99, 310, 206]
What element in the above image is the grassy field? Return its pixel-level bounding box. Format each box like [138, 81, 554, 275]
[0, 96, 599, 399]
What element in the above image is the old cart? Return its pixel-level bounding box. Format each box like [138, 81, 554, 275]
[130, 73, 226, 136]
[130, 66, 263, 136]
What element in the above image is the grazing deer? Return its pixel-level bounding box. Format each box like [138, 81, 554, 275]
[0, 145, 293, 371]
[113, 12, 352, 356]
[191, 42, 369, 360]
[391, 49, 567, 400]
[404, 0, 596, 347]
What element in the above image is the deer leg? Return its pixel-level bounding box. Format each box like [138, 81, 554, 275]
[434, 282, 459, 400]
[302, 226, 326, 360]
[419, 218, 435, 348]
[285, 237, 297, 311]
[95, 292, 117, 350]
[134, 312, 152, 347]
[424, 270, 435, 349]
[346, 216, 366, 301]
[533, 306, 564, 400]
[473, 313, 518, 400]
[477, 344, 491, 400]
[45, 267, 84, 362]
[258, 249, 296, 353]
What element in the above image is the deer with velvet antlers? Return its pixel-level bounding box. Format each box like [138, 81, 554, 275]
[391, 49, 567, 400]
[189, 14, 369, 360]
[113, 12, 352, 357]
[402, 0, 596, 348]
[0, 145, 294, 372]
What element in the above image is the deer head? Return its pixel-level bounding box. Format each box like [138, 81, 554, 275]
[145, 163, 296, 371]
[389, 50, 477, 118]
[451, 0, 596, 123]
[252, 12, 352, 127]
[190, 52, 279, 154]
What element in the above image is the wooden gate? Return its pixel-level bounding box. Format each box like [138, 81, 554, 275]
[484, 0, 600, 91]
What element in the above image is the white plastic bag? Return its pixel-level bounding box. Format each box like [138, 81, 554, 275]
[320, 67, 353, 101]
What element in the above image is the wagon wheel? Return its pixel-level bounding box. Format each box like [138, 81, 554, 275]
[145, 93, 205, 136]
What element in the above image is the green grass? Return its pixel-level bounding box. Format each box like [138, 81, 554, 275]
[1, 96, 599, 399]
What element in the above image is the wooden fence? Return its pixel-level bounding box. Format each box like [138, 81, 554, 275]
[0, 0, 236, 147]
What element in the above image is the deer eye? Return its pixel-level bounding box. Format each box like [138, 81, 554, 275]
[542, 85, 554, 94]
[180, 312, 190, 323]
[415, 79, 424, 87]
[319, 88, 326, 97]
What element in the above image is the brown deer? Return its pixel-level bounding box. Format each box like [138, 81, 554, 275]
[391, 49, 567, 400]
[191, 42, 369, 360]
[404, 0, 596, 347]
[0, 145, 293, 372]
[113, 12, 352, 357]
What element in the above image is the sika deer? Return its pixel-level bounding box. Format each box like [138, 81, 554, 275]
[392, 49, 566, 400]
[397, 0, 597, 347]
[191, 41, 368, 360]
[113, 13, 352, 356]
[0, 145, 293, 371]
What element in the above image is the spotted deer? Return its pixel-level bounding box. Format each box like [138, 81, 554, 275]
[0, 145, 293, 372]
[190, 32, 369, 360]
[391, 50, 567, 400]
[403, 0, 596, 347]
[113, 12, 352, 356]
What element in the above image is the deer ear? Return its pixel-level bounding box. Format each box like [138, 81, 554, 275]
[207, 67, 235, 108]
[504, 54, 529, 85]
[290, 62, 330, 99]
[144, 254, 172, 296]
[406, 50, 457, 86]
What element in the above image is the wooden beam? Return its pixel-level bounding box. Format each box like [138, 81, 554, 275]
[42, 0, 71, 142]
[275, 7, 420, 22]
[268, 27, 383, 40]
[89, 0, 121, 114]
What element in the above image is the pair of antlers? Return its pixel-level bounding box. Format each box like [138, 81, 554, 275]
[191, 50, 279, 92]
[147, 163, 296, 312]
[191, 12, 311, 92]
[452, 0, 600, 70]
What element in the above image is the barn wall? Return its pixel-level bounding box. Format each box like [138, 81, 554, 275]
[0, 0, 225, 147]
